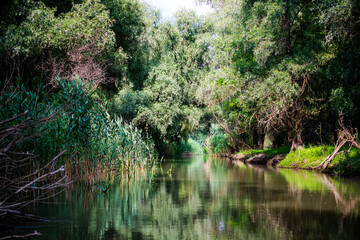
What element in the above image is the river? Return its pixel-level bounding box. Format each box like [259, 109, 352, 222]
[5, 155, 360, 239]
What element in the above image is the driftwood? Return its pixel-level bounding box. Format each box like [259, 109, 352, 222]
[316, 112, 360, 170]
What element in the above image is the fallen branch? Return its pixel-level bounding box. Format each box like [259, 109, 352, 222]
[0, 231, 42, 240]
[0, 209, 44, 221]
[317, 140, 348, 170]
[0, 150, 66, 195]
[0, 95, 71, 238]
[0, 112, 69, 211]
[316, 112, 360, 170]
[15, 166, 65, 194]
[26, 175, 70, 190]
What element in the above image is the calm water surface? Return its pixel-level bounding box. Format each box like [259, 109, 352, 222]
[6, 156, 360, 239]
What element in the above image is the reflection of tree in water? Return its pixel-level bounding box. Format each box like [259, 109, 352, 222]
[277, 168, 360, 238]
[314, 174, 360, 235]
[32, 156, 360, 239]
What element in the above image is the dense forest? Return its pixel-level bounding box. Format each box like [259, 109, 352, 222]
[1, 0, 360, 221]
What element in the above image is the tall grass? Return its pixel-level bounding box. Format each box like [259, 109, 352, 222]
[0, 77, 158, 185]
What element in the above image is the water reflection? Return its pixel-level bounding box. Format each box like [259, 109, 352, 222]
[7, 155, 360, 239]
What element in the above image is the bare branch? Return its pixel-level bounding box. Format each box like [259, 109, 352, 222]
[15, 166, 65, 195]
[0, 111, 29, 126]
[316, 112, 360, 169]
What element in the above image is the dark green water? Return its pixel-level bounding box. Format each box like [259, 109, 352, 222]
[5, 156, 360, 239]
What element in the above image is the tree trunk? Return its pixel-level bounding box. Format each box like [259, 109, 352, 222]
[280, 0, 292, 55]
[290, 129, 303, 151]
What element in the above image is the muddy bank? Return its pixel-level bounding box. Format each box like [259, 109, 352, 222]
[226, 153, 286, 167]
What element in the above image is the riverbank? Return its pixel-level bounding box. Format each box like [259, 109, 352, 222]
[227, 146, 360, 177]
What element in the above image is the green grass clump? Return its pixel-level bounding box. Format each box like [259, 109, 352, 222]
[237, 147, 290, 156]
[278, 145, 360, 175]
[278, 145, 335, 169]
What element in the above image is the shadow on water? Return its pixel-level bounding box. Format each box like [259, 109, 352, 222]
[3, 155, 360, 239]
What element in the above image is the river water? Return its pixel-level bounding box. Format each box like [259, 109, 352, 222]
[7, 155, 360, 239]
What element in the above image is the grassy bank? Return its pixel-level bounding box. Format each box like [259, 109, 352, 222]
[234, 146, 360, 176]
[278, 145, 360, 176]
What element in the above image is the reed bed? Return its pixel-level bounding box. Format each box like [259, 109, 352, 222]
[0, 77, 159, 189]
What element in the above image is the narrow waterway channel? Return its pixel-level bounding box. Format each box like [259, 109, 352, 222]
[7, 155, 360, 239]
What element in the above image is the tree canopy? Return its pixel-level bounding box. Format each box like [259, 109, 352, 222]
[1, 0, 359, 155]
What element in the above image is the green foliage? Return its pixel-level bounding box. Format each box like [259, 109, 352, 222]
[101, 0, 152, 87]
[1, 0, 359, 169]
[56, 78, 157, 170]
[0, 0, 41, 31]
[0, 0, 129, 87]
[108, 87, 150, 121]
[208, 134, 228, 155]
[332, 149, 360, 176]
[203, 125, 228, 155]
[329, 87, 355, 116]
[196, 0, 360, 153]
[3, 0, 115, 58]
[102, 0, 144, 50]
[42, 0, 84, 14]
[173, 138, 203, 156]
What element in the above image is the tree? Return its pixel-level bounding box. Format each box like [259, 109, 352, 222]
[101, 0, 158, 89]
[133, 11, 212, 152]
[198, 0, 337, 151]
